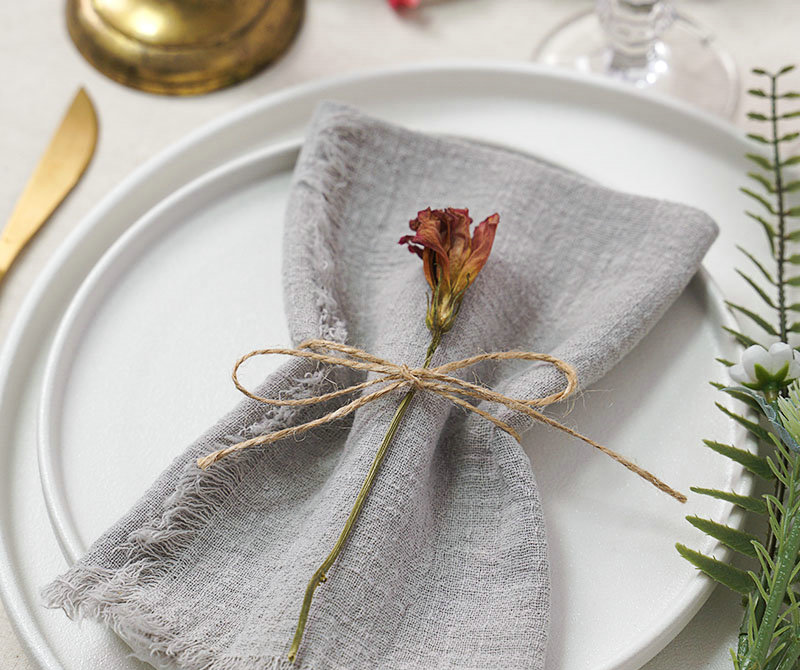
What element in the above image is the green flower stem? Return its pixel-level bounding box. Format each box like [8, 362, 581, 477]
[287, 330, 442, 663]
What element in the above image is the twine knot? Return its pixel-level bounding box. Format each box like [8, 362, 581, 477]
[196, 338, 685, 503]
[397, 363, 423, 388]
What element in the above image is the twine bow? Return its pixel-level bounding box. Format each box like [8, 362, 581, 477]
[197, 338, 685, 503]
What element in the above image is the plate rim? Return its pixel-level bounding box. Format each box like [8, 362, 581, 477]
[0, 60, 754, 670]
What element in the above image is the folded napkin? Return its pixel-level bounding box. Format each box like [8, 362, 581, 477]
[44, 102, 718, 670]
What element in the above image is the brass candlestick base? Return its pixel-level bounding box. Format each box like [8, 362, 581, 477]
[67, 0, 304, 96]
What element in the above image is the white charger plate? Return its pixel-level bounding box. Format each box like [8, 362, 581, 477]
[0, 63, 764, 670]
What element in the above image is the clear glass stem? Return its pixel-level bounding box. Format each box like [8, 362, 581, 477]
[597, 0, 675, 82]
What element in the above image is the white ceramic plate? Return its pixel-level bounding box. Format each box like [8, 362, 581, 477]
[0, 63, 764, 670]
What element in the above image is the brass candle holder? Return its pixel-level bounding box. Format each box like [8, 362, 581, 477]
[67, 0, 304, 96]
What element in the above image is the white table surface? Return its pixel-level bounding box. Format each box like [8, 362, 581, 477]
[2, 1, 799, 668]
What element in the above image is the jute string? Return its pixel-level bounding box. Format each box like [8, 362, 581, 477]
[197, 339, 686, 503]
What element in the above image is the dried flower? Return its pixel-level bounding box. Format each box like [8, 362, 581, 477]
[730, 342, 800, 399]
[388, 0, 420, 8]
[400, 207, 498, 335]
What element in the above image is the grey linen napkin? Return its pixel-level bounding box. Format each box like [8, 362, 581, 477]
[43, 102, 718, 670]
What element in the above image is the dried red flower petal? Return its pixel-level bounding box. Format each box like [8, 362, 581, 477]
[399, 207, 498, 333]
[388, 0, 420, 8]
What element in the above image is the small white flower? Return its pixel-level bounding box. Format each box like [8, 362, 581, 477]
[729, 342, 800, 388]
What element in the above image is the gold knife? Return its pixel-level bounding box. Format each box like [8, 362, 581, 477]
[0, 88, 98, 279]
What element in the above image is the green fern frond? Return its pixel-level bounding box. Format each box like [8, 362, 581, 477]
[676, 543, 755, 594]
[742, 187, 779, 214]
[738, 246, 777, 283]
[685, 65, 800, 669]
[747, 153, 774, 170]
[736, 269, 778, 308]
[685, 516, 761, 558]
[745, 212, 778, 254]
[712, 383, 763, 411]
[702, 440, 774, 480]
[716, 403, 773, 443]
[721, 326, 760, 348]
[748, 172, 776, 193]
[726, 302, 780, 335]
[690, 487, 768, 515]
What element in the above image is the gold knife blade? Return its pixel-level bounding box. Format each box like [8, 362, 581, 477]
[0, 88, 98, 278]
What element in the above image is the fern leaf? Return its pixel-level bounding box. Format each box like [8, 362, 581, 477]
[716, 403, 772, 443]
[781, 111, 800, 120]
[712, 383, 763, 411]
[702, 440, 774, 480]
[748, 112, 770, 121]
[676, 543, 754, 594]
[785, 229, 800, 241]
[738, 246, 776, 283]
[784, 180, 800, 192]
[726, 302, 779, 336]
[786, 276, 800, 286]
[737, 269, 777, 308]
[782, 156, 800, 167]
[741, 187, 778, 214]
[787, 256, 800, 265]
[746, 153, 774, 170]
[747, 172, 776, 193]
[746, 211, 778, 253]
[785, 207, 800, 218]
[748, 134, 772, 145]
[749, 89, 769, 98]
[721, 325, 760, 348]
[780, 132, 800, 143]
[690, 487, 767, 514]
[686, 516, 761, 558]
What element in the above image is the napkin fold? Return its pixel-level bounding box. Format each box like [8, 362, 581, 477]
[43, 102, 718, 670]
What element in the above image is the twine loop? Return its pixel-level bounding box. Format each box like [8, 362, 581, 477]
[196, 338, 685, 503]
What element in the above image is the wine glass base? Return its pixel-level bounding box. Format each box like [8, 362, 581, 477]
[534, 9, 739, 119]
